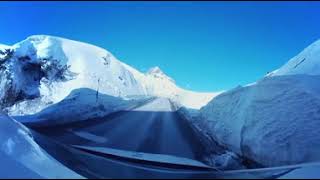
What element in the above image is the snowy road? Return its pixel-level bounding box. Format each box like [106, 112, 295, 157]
[25, 98, 221, 178]
[32, 98, 207, 161]
[26, 97, 302, 178]
[24, 129, 302, 179]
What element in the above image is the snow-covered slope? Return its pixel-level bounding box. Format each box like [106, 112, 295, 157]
[199, 39, 320, 167]
[2, 35, 145, 107]
[0, 35, 217, 114]
[269, 39, 320, 76]
[0, 113, 83, 178]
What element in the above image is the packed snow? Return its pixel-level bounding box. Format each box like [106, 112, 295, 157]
[177, 106, 246, 170]
[200, 74, 320, 167]
[199, 38, 320, 167]
[0, 112, 83, 178]
[0, 151, 42, 178]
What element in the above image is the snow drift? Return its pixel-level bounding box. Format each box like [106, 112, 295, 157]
[200, 39, 320, 167]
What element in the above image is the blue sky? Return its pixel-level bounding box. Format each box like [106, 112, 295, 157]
[1, 1, 320, 92]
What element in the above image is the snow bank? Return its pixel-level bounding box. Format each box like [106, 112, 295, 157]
[0, 151, 42, 178]
[200, 74, 320, 167]
[177, 106, 246, 170]
[14, 88, 151, 126]
[0, 113, 83, 178]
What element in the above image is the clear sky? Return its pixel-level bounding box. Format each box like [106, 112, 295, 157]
[1, 1, 320, 92]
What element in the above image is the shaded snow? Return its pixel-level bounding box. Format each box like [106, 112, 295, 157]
[13, 88, 151, 126]
[0, 151, 42, 178]
[198, 38, 320, 168]
[177, 106, 246, 170]
[0, 113, 83, 178]
[200, 75, 320, 167]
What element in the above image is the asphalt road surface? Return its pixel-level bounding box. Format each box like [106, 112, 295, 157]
[27, 98, 300, 178]
[32, 98, 208, 161]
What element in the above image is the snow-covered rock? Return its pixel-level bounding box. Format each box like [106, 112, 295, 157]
[1, 35, 217, 114]
[0, 112, 83, 178]
[200, 38, 320, 167]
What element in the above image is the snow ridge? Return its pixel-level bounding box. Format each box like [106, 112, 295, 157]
[269, 39, 320, 76]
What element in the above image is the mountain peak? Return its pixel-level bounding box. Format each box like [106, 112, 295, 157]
[147, 66, 164, 75]
[146, 66, 175, 83]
